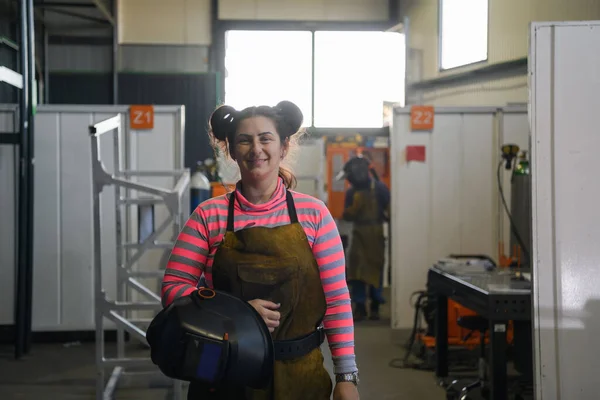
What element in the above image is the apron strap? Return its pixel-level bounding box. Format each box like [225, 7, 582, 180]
[285, 190, 299, 224]
[226, 192, 236, 232]
[226, 189, 299, 231]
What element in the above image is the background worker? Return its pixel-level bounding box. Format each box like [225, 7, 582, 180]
[340, 155, 390, 321]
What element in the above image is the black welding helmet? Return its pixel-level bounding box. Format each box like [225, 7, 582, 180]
[146, 287, 274, 389]
[336, 155, 371, 189]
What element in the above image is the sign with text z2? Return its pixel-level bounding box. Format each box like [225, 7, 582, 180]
[410, 105, 434, 131]
[130, 105, 155, 130]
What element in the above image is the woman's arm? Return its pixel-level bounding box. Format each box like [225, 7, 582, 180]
[161, 208, 210, 307]
[311, 204, 358, 374]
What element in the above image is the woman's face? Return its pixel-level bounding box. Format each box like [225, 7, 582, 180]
[231, 116, 287, 183]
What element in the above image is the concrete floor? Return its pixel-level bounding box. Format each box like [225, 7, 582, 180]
[0, 297, 447, 400]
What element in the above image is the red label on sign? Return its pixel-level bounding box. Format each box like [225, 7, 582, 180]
[406, 145, 426, 162]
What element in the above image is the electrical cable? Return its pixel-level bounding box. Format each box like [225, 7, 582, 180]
[388, 290, 479, 372]
[388, 291, 431, 370]
[496, 160, 531, 265]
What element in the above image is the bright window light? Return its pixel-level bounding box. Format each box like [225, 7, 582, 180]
[224, 30, 313, 126]
[313, 31, 405, 128]
[440, 0, 488, 70]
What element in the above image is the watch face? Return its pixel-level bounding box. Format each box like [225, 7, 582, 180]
[337, 372, 359, 384]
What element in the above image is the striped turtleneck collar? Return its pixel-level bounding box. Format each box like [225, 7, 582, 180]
[233, 177, 286, 212]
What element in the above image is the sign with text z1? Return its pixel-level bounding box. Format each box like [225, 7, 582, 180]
[130, 105, 154, 130]
[410, 105, 434, 131]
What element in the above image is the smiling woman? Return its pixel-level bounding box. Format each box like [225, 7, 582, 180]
[160, 101, 359, 399]
[209, 101, 304, 200]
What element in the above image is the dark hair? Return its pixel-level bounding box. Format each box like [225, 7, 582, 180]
[209, 101, 304, 189]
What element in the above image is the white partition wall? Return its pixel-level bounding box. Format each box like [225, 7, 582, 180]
[389, 106, 529, 330]
[530, 21, 600, 400]
[293, 137, 326, 201]
[31, 105, 185, 332]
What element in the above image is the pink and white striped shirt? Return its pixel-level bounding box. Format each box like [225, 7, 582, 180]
[161, 178, 357, 374]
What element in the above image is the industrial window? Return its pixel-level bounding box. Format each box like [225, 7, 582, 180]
[313, 31, 404, 128]
[439, 0, 489, 70]
[224, 30, 405, 128]
[224, 30, 313, 126]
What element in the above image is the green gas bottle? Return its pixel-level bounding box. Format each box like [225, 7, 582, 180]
[513, 151, 530, 176]
[510, 150, 531, 266]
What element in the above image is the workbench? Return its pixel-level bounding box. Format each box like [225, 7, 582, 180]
[428, 261, 532, 400]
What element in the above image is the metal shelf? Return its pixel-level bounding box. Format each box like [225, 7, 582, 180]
[0, 66, 23, 89]
[89, 114, 187, 400]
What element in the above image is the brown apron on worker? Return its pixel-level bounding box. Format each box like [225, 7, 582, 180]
[344, 181, 385, 288]
[187, 190, 333, 400]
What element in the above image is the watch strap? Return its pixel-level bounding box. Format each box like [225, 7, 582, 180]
[335, 372, 359, 385]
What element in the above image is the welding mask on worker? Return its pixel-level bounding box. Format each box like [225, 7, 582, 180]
[146, 287, 274, 389]
[336, 156, 371, 189]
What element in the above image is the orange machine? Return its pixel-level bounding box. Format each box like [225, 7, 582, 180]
[418, 300, 514, 350]
[326, 139, 390, 219]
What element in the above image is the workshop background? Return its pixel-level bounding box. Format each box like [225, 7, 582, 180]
[1, 0, 600, 399]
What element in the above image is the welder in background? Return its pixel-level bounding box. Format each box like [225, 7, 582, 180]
[337, 154, 390, 321]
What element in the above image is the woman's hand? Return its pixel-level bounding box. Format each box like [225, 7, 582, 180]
[248, 299, 280, 332]
[333, 382, 359, 400]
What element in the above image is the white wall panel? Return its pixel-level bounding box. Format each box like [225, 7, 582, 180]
[530, 20, 600, 400]
[219, 0, 258, 20]
[32, 109, 119, 331]
[118, 0, 211, 45]
[256, 0, 325, 21]
[323, 0, 388, 21]
[291, 137, 326, 201]
[119, 0, 388, 45]
[389, 106, 529, 330]
[31, 105, 185, 332]
[219, 0, 388, 21]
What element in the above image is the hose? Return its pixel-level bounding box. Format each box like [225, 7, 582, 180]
[388, 290, 480, 372]
[388, 291, 432, 370]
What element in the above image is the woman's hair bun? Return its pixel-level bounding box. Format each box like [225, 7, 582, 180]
[275, 101, 303, 137]
[210, 105, 237, 141]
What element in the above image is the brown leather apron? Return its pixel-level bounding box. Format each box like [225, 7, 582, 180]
[187, 190, 333, 400]
[345, 182, 385, 288]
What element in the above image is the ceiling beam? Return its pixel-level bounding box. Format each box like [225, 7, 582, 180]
[92, 0, 114, 25]
[40, 1, 97, 7]
[40, 6, 110, 25]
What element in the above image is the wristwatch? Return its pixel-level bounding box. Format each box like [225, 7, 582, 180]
[335, 371, 359, 386]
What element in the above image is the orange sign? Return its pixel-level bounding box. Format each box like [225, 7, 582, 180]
[410, 105, 434, 131]
[129, 105, 154, 130]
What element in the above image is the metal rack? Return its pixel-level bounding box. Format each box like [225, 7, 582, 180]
[89, 114, 189, 400]
[0, 0, 35, 360]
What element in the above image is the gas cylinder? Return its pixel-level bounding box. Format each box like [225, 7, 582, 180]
[190, 161, 211, 212]
[510, 151, 531, 266]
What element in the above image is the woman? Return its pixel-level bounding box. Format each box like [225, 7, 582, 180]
[161, 101, 360, 400]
